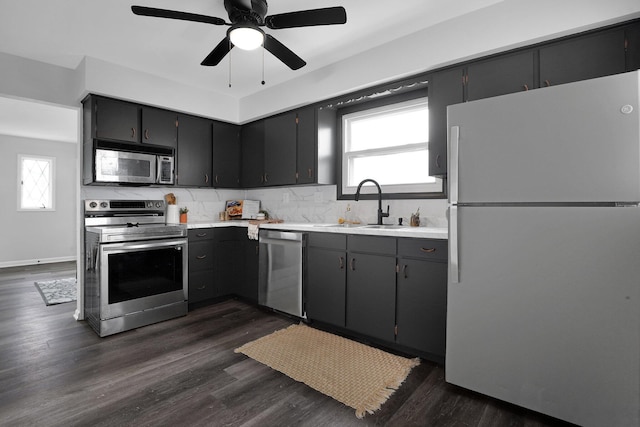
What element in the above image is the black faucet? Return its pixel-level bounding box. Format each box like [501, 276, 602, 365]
[354, 179, 389, 225]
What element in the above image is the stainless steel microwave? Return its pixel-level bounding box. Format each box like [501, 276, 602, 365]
[95, 148, 174, 185]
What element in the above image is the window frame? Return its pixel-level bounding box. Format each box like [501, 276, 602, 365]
[336, 90, 445, 200]
[17, 154, 56, 211]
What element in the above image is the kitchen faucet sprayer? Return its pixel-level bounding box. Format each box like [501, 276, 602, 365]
[354, 179, 389, 225]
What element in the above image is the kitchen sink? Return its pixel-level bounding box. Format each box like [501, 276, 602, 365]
[362, 224, 410, 229]
[313, 223, 364, 228]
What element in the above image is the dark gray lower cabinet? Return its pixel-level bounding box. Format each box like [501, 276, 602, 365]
[346, 251, 397, 343]
[396, 258, 447, 356]
[305, 233, 448, 361]
[345, 235, 397, 343]
[187, 227, 259, 308]
[188, 229, 216, 305]
[240, 238, 259, 303]
[214, 228, 243, 297]
[306, 233, 347, 327]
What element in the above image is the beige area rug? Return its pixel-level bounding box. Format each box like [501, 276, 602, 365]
[234, 324, 420, 418]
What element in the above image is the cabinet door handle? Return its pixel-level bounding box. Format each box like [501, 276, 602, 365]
[144, 129, 150, 140]
[402, 264, 408, 279]
[523, 84, 529, 91]
[197, 285, 206, 290]
[196, 233, 207, 237]
[131, 127, 136, 139]
[544, 79, 551, 87]
[264, 173, 269, 183]
[338, 256, 344, 270]
[196, 254, 207, 259]
[205, 174, 209, 184]
[436, 154, 441, 169]
[350, 258, 355, 271]
[215, 175, 219, 184]
[308, 168, 313, 178]
[420, 247, 436, 253]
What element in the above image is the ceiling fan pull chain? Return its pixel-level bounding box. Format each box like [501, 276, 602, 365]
[228, 38, 232, 88]
[261, 46, 266, 85]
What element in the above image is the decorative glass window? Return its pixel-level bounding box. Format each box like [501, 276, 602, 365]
[341, 97, 443, 197]
[18, 155, 55, 210]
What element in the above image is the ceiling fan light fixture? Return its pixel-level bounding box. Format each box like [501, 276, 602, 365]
[229, 26, 264, 50]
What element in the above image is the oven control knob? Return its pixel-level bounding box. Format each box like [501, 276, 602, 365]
[156, 202, 162, 208]
[89, 201, 97, 209]
[100, 202, 108, 209]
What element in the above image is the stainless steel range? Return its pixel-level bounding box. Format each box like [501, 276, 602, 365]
[84, 199, 188, 337]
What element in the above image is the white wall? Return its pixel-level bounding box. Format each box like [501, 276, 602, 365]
[79, 57, 240, 123]
[0, 135, 77, 267]
[0, 52, 78, 107]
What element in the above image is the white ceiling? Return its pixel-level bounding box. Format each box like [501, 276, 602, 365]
[0, 0, 504, 99]
[0, 0, 507, 142]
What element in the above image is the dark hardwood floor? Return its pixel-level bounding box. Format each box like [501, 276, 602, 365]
[0, 262, 572, 427]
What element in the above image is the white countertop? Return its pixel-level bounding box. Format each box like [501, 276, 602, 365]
[187, 220, 448, 240]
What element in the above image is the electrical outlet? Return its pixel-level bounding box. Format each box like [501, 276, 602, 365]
[314, 192, 323, 203]
[283, 192, 290, 204]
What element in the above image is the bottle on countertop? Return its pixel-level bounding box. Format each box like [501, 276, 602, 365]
[344, 203, 352, 224]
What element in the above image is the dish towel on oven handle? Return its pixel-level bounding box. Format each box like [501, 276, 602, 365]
[247, 222, 259, 240]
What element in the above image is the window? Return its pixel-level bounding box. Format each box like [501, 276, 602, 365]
[340, 96, 443, 198]
[18, 155, 55, 210]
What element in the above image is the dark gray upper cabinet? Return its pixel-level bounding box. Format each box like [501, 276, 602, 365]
[466, 51, 536, 101]
[177, 114, 212, 187]
[241, 120, 265, 188]
[212, 121, 241, 188]
[296, 106, 317, 185]
[92, 96, 140, 143]
[264, 112, 297, 186]
[626, 22, 640, 71]
[428, 67, 464, 177]
[141, 107, 177, 149]
[539, 29, 626, 87]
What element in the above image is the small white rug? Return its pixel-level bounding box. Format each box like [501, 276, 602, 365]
[34, 278, 77, 306]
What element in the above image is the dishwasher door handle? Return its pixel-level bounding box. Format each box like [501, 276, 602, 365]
[259, 237, 304, 247]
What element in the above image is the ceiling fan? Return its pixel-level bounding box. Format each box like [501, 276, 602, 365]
[131, 0, 347, 70]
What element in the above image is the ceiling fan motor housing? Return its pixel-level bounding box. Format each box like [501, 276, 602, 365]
[225, 0, 268, 26]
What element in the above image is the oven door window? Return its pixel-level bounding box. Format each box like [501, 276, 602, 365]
[107, 246, 183, 304]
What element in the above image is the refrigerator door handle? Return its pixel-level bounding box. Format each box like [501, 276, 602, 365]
[449, 126, 460, 204]
[449, 205, 459, 283]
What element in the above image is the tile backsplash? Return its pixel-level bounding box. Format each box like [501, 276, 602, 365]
[81, 184, 448, 227]
[248, 185, 448, 228]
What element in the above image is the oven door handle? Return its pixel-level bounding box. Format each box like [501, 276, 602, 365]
[99, 238, 187, 253]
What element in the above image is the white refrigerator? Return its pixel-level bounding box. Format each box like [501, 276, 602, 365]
[446, 71, 640, 427]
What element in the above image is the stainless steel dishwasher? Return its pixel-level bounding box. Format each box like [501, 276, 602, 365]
[258, 230, 306, 318]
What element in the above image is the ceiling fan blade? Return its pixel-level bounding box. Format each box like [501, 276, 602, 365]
[265, 7, 346, 29]
[264, 34, 306, 70]
[131, 6, 226, 26]
[201, 37, 234, 66]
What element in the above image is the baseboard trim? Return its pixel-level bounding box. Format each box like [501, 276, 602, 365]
[0, 256, 77, 269]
